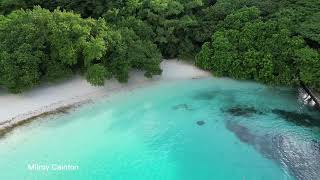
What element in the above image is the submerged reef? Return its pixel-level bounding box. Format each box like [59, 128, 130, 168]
[224, 106, 264, 117]
[272, 109, 320, 127]
[196, 120, 206, 126]
[226, 120, 320, 180]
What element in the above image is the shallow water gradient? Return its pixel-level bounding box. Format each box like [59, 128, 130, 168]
[0, 78, 320, 180]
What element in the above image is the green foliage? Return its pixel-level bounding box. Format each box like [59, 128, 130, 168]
[102, 26, 162, 82]
[53, 0, 125, 18]
[103, 0, 203, 58]
[43, 60, 73, 83]
[196, 7, 319, 88]
[0, 44, 42, 93]
[271, 0, 320, 47]
[195, 42, 213, 70]
[0, 0, 123, 17]
[219, 6, 260, 30]
[0, 0, 319, 93]
[86, 64, 107, 86]
[297, 12, 320, 46]
[0, 6, 163, 93]
[0, 7, 108, 92]
[295, 48, 320, 91]
[0, 0, 35, 14]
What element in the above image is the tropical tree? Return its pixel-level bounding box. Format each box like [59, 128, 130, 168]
[196, 7, 319, 88]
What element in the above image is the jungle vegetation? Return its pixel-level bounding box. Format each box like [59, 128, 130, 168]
[0, 0, 319, 93]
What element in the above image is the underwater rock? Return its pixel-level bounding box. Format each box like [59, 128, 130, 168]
[225, 120, 276, 158]
[225, 120, 255, 144]
[173, 104, 193, 111]
[272, 109, 320, 127]
[196, 120, 205, 126]
[225, 106, 264, 117]
[225, 120, 320, 180]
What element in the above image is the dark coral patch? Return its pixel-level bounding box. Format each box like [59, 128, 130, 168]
[272, 109, 320, 127]
[225, 120, 255, 144]
[196, 120, 205, 126]
[225, 120, 320, 180]
[225, 106, 264, 117]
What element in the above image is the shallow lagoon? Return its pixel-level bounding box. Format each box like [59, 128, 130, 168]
[0, 78, 319, 180]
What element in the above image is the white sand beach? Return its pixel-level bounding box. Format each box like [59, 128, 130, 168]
[0, 60, 210, 129]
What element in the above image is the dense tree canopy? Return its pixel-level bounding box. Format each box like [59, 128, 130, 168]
[0, 0, 319, 92]
[0, 6, 161, 93]
[196, 7, 320, 90]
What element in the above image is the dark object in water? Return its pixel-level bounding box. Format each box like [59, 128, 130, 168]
[225, 120, 255, 144]
[196, 120, 205, 126]
[173, 104, 193, 111]
[272, 109, 320, 127]
[225, 120, 320, 180]
[225, 106, 263, 117]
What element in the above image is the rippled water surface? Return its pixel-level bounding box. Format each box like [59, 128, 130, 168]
[0, 78, 320, 180]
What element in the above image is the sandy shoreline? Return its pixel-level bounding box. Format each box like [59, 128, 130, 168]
[0, 59, 210, 130]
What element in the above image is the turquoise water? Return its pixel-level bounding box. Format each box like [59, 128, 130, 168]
[0, 78, 320, 180]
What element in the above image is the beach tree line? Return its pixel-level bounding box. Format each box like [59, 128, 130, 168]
[0, 6, 161, 93]
[195, 0, 320, 91]
[196, 6, 320, 90]
[0, 0, 319, 93]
